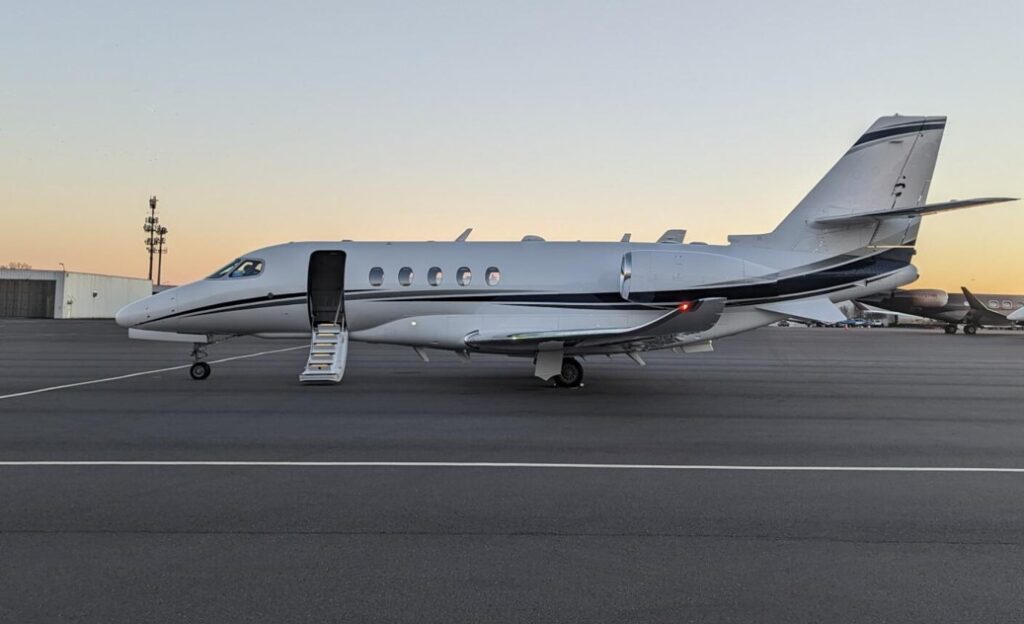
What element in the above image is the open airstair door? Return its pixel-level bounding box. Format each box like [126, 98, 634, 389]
[300, 250, 348, 384]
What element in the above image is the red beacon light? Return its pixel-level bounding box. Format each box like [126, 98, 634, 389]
[677, 301, 693, 312]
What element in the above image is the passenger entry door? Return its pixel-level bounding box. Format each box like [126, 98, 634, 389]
[307, 250, 346, 327]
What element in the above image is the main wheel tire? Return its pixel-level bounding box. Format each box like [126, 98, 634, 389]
[944, 325, 958, 334]
[554, 357, 584, 388]
[189, 362, 212, 380]
[964, 325, 978, 336]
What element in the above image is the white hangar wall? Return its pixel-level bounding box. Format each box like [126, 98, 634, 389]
[0, 269, 152, 319]
[60, 272, 153, 318]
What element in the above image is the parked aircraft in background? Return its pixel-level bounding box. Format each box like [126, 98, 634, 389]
[115, 115, 1016, 386]
[960, 287, 1024, 333]
[864, 288, 1024, 334]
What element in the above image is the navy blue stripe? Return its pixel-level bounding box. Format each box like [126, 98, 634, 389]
[188, 298, 306, 317]
[137, 292, 306, 326]
[634, 248, 914, 304]
[852, 121, 945, 147]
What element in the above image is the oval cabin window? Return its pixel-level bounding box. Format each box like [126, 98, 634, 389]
[486, 267, 501, 286]
[398, 267, 414, 286]
[456, 267, 472, 286]
[428, 267, 443, 286]
[369, 267, 384, 287]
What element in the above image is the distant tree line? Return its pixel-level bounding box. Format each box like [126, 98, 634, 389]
[1, 261, 32, 269]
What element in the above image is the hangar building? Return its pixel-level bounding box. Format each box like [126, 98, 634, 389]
[0, 269, 152, 319]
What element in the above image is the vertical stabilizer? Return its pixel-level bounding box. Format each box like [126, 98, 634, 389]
[733, 115, 946, 252]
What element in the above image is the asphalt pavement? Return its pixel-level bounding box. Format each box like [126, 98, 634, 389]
[1, 319, 1023, 623]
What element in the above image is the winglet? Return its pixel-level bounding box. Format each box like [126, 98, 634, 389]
[455, 228, 473, 242]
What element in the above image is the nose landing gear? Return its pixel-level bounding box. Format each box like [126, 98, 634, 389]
[189, 361, 211, 380]
[189, 343, 211, 380]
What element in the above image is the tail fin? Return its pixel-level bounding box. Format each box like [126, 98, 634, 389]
[732, 115, 946, 252]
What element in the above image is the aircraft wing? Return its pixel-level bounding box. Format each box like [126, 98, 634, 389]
[960, 286, 1012, 325]
[465, 298, 725, 353]
[755, 296, 848, 324]
[1008, 307, 1024, 322]
[813, 197, 1017, 226]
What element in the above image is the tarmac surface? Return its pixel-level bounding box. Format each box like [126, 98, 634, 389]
[2, 319, 1024, 623]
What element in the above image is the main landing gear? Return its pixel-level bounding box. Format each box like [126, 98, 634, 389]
[189, 343, 211, 380]
[554, 357, 584, 388]
[944, 324, 958, 334]
[963, 324, 979, 336]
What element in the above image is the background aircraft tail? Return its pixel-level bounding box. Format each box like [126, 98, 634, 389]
[731, 115, 946, 253]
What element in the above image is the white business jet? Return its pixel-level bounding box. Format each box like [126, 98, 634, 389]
[116, 115, 1016, 386]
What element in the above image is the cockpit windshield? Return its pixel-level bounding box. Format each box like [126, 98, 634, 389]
[207, 258, 264, 279]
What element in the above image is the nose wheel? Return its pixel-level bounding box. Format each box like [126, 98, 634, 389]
[189, 361, 211, 380]
[189, 343, 211, 380]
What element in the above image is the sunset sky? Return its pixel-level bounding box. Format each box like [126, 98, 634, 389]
[2, 1, 1022, 290]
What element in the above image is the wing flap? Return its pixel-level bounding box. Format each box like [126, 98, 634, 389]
[813, 197, 1017, 226]
[756, 297, 848, 324]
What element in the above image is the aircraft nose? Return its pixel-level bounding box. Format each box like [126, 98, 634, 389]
[115, 300, 145, 328]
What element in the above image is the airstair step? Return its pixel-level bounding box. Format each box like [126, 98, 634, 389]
[300, 323, 348, 384]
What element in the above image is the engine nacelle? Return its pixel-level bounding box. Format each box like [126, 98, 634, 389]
[620, 250, 774, 302]
[897, 288, 949, 308]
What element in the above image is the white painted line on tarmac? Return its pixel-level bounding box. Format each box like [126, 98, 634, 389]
[0, 461, 1023, 473]
[0, 345, 307, 401]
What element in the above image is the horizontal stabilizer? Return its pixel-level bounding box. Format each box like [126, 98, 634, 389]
[756, 297, 848, 324]
[814, 197, 1018, 226]
[466, 298, 725, 353]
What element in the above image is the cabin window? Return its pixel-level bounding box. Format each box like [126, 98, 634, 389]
[989, 299, 1001, 308]
[369, 267, 384, 287]
[1003, 300, 1014, 309]
[428, 267, 443, 286]
[398, 267, 414, 286]
[456, 266, 472, 286]
[486, 267, 501, 286]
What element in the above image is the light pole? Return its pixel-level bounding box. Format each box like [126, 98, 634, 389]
[143, 196, 167, 283]
[155, 225, 168, 286]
